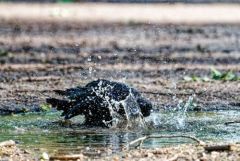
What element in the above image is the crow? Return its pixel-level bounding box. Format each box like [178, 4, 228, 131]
[46, 79, 152, 127]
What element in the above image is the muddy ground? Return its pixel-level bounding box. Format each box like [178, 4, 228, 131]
[1, 140, 240, 161]
[0, 20, 239, 114]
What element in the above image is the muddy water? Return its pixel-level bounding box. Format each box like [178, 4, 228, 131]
[0, 110, 240, 156]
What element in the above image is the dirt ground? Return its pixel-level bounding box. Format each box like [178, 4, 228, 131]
[0, 19, 239, 114]
[0, 4, 239, 113]
[0, 3, 240, 160]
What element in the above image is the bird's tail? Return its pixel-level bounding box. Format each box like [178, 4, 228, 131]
[53, 90, 66, 96]
[46, 98, 72, 115]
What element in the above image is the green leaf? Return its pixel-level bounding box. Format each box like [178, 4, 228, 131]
[40, 104, 51, 112]
[184, 69, 239, 82]
[184, 75, 203, 82]
[191, 76, 201, 82]
[211, 68, 222, 80]
[222, 71, 237, 81]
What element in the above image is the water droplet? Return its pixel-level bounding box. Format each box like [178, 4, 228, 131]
[89, 67, 92, 74]
[87, 57, 92, 62]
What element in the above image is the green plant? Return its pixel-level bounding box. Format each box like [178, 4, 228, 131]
[211, 68, 239, 81]
[40, 104, 51, 112]
[183, 68, 239, 82]
[183, 75, 210, 82]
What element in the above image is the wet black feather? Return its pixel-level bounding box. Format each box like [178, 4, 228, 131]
[46, 79, 152, 127]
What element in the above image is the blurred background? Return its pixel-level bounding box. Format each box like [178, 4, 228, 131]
[1, 0, 240, 3]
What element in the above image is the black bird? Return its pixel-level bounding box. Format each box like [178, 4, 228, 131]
[46, 79, 152, 127]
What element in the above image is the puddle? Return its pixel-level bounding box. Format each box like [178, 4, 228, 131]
[0, 110, 240, 156]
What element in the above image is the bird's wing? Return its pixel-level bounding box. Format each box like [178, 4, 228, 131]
[110, 83, 130, 101]
[54, 87, 88, 100]
[85, 79, 111, 88]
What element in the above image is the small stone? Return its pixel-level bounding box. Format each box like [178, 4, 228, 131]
[147, 152, 154, 157]
[211, 151, 219, 159]
[113, 156, 119, 161]
[40, 152, 49, 160]
[107, 149, 112, 155]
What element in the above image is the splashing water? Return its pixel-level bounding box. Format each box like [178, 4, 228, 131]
[120, 90, 146, 129]
[175, 96, 195, 129]
[146, 96, 195, 130]
[92, 80, 146, 129]
[88, 67, 93, 74]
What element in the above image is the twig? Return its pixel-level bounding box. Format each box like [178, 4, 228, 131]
[50, 154, 85, 160]
[127, 135, 205, 149]
[142, 91, 173, 96]
[204, 145, 232, 152]
[225, 120, 240, 125]
[141, 91, 200, 96]
[13, 89, 52, 93]
[19, 76, 61, 82]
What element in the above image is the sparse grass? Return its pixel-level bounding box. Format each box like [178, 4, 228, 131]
[184, 68, 240, 82]
[211, 68, 239, 81]
[183, 75, 211, 82]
